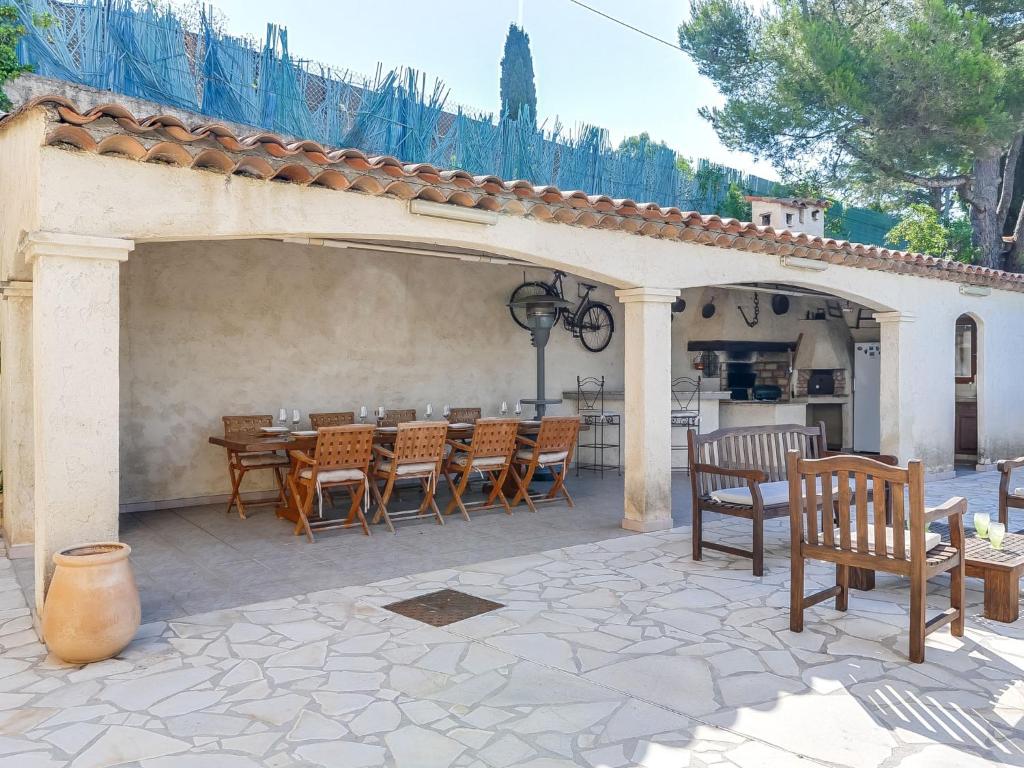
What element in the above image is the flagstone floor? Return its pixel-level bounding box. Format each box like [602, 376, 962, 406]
[2, 469, 1023, 767]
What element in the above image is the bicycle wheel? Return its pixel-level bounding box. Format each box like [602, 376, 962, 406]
[578, 303, 614, 352]
[509, 281, 559, 330]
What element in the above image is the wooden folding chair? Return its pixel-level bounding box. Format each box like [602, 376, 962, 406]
[443, 418, 519, 520]
[380, 409, 416, 427]
[787, 451, 965, 663]
[221, 415, 289, 519]
[371, 421, 447, 532]
[510, 416, 580, 512]
[287, 425, 375, 542]
[310, 411, 355, 429]
[448, 407, 482, 424]
[307, 413, 357, 506]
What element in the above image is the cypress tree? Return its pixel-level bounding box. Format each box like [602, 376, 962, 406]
[499, 24, 537, 124]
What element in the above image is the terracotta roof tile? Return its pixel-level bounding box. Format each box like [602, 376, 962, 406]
[5, 95, 1023, 293]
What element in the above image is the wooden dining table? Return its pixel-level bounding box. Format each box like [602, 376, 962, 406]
[208, 420, 542, 526]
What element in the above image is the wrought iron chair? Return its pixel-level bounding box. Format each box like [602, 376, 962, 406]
[309, 411, 355, 429]
[671, 376, 701, 471]
[787, 451, 965, 663]
[575, 376, 620, 477]
[221, 415, 289, 519]
[287, 425, 375, 542]
[510, 416, 581, 512]
[443, 418, 519, 519]
[371, 421, 448, 532]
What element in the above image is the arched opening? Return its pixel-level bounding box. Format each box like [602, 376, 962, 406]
[954, 313, 981, 468]
[670, 282, 886, 457]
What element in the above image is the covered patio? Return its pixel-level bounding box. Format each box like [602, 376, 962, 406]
[3, 94, 1024, 640]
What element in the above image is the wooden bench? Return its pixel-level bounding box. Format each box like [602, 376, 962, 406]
[687, 423, 829, 576]
[687, 423, 897, 577]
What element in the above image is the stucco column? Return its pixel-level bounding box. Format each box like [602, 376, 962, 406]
[616, 287, 679, 532]
[1, 281, 34, 556]
[27, 233, 133, 613]
[875, 311, 955, 476]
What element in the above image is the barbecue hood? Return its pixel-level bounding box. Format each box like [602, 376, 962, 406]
[793, 320, 851, 370]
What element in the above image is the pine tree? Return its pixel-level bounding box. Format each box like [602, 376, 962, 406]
[499, 24, 537, 124]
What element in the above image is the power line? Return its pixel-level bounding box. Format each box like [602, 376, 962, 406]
[565, 0, 685, 53]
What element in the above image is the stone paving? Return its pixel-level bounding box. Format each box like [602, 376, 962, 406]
[0, 470, 1022, 767]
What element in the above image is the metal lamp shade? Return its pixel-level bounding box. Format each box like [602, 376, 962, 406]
[508, 294, 572, 416]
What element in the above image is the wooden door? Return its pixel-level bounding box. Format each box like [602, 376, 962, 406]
[955, 401, 978, 455]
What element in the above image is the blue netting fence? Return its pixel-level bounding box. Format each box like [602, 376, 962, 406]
[9, 0, 781, 214]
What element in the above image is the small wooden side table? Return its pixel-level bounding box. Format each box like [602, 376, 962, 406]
[935, 523, 1024, 623]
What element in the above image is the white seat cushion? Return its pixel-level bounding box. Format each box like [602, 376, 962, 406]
[818, 526, 941, 557]
[239, 452, 289, 468]
[451, 454, 507, 470]
[672, 409, 699, 417]
[299, 468, 364, 483]
[376, 460, 437, 476]
[516, 449, 569, 465]
[710, 478, 857, 508]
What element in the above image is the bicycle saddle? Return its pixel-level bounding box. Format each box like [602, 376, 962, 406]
[579, 281, 598, 291]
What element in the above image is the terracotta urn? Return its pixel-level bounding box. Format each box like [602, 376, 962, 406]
[41, 542, 141, 664]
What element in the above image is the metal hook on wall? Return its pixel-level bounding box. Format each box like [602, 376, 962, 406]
[738, 292, 760, 328]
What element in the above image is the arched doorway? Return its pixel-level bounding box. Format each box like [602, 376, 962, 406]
[954, 314, 980, 466]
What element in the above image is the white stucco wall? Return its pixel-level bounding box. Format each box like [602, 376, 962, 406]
[119, 239, 625, 505]
[0, 109, 42, 282]
[969, 305, 1024, 466]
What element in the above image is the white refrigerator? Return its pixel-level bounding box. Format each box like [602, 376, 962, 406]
[853, 343, 881, 453]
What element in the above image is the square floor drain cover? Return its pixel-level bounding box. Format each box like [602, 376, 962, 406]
[383, 589, 504, 627]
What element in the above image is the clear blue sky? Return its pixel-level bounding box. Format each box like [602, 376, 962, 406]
[194, 0, 776, 180]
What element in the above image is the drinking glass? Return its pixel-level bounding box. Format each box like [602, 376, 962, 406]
[990, 522, 1006, 550]
[278, 408, 288, 429]
[514, 400, 522, 416]
[358, 406, 367, 423]
[500, 400, 508, 416]
[443, 404, 451, 418]
[425, 403, 433, 418]
[974, 511, 991, 539]
[292, 409, 300, 426]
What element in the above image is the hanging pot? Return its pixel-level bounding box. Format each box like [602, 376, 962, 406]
[771, 294, 790, 315]
[42, 542, 140, 665]
[701, 300, 716, 319]
[671, 297, 686, 314]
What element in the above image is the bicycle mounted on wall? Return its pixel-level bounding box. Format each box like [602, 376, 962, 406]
[508, 270, 615, 353]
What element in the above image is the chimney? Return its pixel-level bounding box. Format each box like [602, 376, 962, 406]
[745, 196, 828, 238]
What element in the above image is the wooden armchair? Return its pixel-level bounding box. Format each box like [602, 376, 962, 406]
[510, 416, 580, 512]
[380, 409, 416, 427]
[310, 411, 355, 429]
[221, 415, 289, 519]
[443, 418, 519, 519]
[287, 425, 375, 542]
[447, 407, 482, 424]
[371, 421, 447, 532]
[997, 457, 1024, 529]
[787, 451, 965, 663]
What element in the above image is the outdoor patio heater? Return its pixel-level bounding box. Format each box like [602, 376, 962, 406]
[508, 294, 573, 418]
